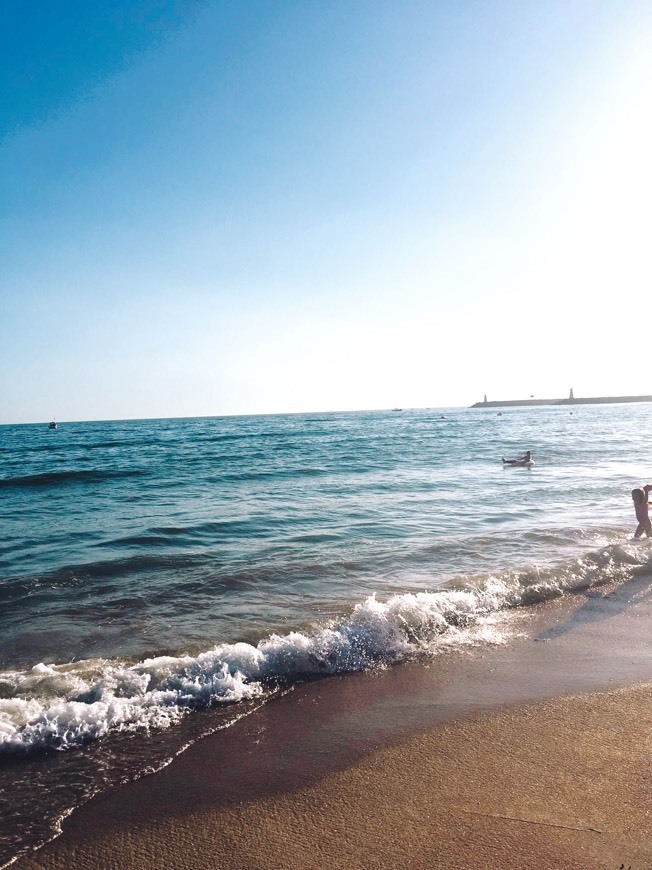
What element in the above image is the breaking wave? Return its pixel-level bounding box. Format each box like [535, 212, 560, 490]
[1, 541, 649, 753]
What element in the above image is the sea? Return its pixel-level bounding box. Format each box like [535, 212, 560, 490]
[1, 403, 652, 866]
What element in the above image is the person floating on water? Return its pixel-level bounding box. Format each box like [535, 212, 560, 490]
[631, 485, 652, 538]
[502, 450, 533, 467]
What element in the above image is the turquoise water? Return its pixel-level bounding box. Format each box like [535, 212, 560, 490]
[1, 404, 651, 863]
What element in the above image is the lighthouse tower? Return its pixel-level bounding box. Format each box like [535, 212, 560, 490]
[569, 388, 574, 400]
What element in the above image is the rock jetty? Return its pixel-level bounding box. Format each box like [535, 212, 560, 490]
[472, 393, 652, 409]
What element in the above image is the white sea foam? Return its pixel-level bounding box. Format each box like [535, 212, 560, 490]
[1, 542, 649, 753]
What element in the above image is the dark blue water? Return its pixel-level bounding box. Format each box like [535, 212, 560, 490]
[2, 405, 651, 865]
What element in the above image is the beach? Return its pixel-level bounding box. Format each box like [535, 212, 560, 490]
[13, 578, 652, 870]
[6, 0, 652, 864]
[4, 407, 652, 867]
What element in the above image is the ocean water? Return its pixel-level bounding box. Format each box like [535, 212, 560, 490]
[1, 404, 652, 865]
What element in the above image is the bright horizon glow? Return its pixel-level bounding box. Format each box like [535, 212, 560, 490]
[2, 1, 652, 424]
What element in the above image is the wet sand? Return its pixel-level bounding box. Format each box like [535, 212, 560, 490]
[14, 576, 652, 869]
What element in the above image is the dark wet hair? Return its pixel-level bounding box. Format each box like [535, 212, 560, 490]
[632, 488, 645, 502]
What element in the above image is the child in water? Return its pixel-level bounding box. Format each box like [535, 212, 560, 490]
[631, 485, 652, 538]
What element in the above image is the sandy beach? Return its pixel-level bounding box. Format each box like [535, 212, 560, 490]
[13, 576, 652, 870]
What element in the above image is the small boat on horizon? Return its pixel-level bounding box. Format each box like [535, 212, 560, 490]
[48, 421, 57, 430]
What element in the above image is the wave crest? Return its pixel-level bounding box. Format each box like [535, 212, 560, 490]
[0, 469, 144, 489]
[1, 541, 649, 753]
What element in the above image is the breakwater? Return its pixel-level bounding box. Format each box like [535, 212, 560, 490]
[471, 395, 652, 408]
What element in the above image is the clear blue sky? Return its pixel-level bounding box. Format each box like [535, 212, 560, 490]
[2, 0, 652, 422]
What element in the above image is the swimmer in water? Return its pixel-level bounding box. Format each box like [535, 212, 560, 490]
[502, 450, 532, 466]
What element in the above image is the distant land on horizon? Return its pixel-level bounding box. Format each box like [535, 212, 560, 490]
[471, 393, 652, 409]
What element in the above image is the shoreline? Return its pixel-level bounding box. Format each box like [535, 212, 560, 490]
[13, 580, 652, 869]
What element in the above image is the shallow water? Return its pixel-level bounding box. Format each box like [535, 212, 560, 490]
[1, 404, 651, 865]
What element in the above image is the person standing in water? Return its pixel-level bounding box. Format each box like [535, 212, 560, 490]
[631, 485, 652, 538]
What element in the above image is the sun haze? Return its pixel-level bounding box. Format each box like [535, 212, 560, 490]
[2, 0, 651, 423]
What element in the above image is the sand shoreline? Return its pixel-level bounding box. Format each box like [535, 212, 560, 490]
[12, 582, 652, 869]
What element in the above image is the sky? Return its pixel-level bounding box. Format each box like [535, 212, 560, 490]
[2, 0, 652, 423]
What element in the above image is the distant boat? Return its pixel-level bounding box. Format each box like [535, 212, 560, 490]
[391, 408, 402, 412]
[48, 421, 57, 430]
